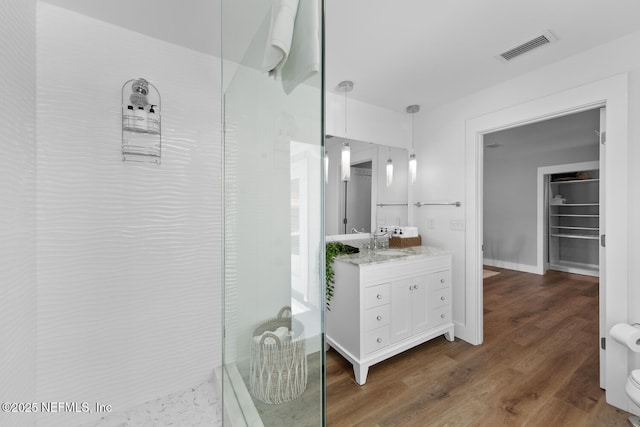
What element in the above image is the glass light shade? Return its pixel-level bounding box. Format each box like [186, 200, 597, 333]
[341, 143, 351, 181]
[324, 150, 329, 183]
[386, 158, 393, 187]
[409, 153, 417, 184]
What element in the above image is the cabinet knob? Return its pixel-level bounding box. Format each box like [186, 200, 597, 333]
[377, 338, 382, 343]
[376, 315, 382, 321]
[440, 314, 446, 319]
[409, 285, 413, 290]
[414, 284, 419, 290]
[377, 294, 382, 299]
[440, 278, 445, 283]
[441, 296, 446, 301]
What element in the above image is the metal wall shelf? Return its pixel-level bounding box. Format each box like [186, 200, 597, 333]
[122, 78, 161, 164]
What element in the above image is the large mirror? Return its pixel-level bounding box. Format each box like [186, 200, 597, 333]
[325, 136, 408, 236]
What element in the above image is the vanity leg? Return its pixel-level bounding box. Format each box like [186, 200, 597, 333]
[444, 328, 455, 342]
[353, 364, 369, 385]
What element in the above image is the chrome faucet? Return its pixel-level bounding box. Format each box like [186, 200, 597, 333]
[372, 231, 387, 250]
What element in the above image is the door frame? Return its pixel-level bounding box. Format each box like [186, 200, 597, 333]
[464, 74, 629, 409]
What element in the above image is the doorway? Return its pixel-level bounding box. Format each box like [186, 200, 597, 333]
[482, 108, 601, 275]
[482, 107, 604, 386]
[341, 161, 372, 233]
[464, 73, 629, 410]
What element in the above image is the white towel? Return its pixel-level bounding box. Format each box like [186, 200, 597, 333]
[281, 0, 320, 94]
[262, 0, 300, 75]
[401, 227, 419, 238]
[253, 327, 291, 345]
[253, 332, 277, 345]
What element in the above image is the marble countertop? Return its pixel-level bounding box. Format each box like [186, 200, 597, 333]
[335, 245, 450, 266]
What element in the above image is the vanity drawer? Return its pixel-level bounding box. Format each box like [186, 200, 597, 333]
[364, 283, 390, 309]
[430, 270, 451, 290]
[430, 305, 451, 326]
[365, 326, 390, 354]
[430, 287, 450, 309]
[364, 305, 390, 331]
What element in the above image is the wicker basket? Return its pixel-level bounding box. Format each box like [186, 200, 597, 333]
[249, 306, 307, 404]
[389, 235, 422, 248]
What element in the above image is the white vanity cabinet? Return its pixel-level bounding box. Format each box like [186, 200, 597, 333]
[326, 250, 454, 385]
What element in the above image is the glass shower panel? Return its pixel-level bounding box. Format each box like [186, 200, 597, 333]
[222, 1, 324, 426]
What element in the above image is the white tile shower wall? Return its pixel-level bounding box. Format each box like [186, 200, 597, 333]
[0, 1, 36, 427]
[36, 4, 221, 426]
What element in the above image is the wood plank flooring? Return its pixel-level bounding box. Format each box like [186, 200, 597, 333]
[326, 268, 634, 426]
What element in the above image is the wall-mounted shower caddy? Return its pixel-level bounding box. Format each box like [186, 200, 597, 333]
[122, 78, 161, 164]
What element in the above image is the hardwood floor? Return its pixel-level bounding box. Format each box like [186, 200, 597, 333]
[326, 268, 634, 426]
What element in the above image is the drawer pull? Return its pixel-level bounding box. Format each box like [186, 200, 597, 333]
[440, 278, 445, 283]
[414, 284, 419, 290]
[441, 314, 446, 319]
[377, 294, 382, 299]
[409, 285, 413, 290]
[377, 338, 382, 343]
[376, 315, 382, 321]
[441, 296, 446, 301]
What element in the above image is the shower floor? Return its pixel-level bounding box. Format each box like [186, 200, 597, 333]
[79, 379, 222, 427]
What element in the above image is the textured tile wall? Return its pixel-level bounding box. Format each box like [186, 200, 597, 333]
[36, 4, 221, 426]
[0, 1, 37, 426]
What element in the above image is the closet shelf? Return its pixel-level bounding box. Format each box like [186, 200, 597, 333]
[550, 178, 599, 184]
[547, 166, 600, 277]
[550, 226, 599, 231]
[550, 214, 599, 217]
[550, 260, 599, 275]
[550, 203, 599, 207]
[550, 233, 599, 240]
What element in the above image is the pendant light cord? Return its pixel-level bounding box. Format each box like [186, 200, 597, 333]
[344, 87, 347, 135]
[412, 113, 415, 151]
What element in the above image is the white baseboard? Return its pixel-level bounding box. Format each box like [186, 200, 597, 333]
[483, 258, 541, 275]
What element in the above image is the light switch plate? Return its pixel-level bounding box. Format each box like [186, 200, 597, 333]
[449, 218, 465, 231]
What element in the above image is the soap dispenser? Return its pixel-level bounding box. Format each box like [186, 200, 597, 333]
[147, 104, 159, 133]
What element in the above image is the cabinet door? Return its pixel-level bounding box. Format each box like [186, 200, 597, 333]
[410, 275, 430, 334]
[390, 278, 412, 343]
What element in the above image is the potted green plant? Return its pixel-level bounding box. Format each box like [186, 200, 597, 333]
[325, 242, 352, 310]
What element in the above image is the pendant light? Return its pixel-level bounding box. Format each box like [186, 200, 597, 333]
[407, 104, 420, 184]
[324, 149, 329, 183]
[341, 142, 350, 181]
[338, 80, 353, 181]
[386, 147, 393, 187]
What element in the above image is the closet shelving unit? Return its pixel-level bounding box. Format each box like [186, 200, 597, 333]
[548, 171, 599, 277]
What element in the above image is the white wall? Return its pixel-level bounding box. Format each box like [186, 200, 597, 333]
[0, 1, 36, 427]
[415, 30, 640, 413]
[483, 111, 600, 270]
[36, 4, 221, 426]
[326, 91, 410, 149]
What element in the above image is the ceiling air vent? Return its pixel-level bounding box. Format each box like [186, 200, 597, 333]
[497, 30, 557, 62]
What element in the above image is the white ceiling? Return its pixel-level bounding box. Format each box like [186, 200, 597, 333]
[44, 0, 640, 113]
[326, 0, 640, 112]
[42, 0, 222, 57]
